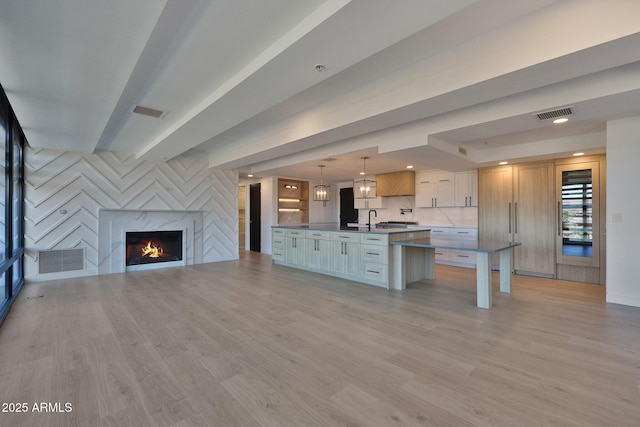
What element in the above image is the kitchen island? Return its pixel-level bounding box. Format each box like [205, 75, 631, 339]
[390, 238, 521, 308]
[272, 224, 430, 289]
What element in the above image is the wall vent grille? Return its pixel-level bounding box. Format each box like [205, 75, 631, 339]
[535, 107, 574, 121]
[38, 249, 85, 274]
[458, 146, 467, 155]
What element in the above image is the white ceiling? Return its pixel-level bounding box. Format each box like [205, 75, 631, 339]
[2, 0, 640, 183]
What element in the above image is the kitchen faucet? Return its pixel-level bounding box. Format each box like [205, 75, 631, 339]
[367, 209, 377, 231]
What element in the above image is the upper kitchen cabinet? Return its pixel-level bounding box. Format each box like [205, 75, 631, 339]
[354, 196, 387, 210]
[376, 171, 415, 197]
[454, 170, 478, 207]
[415, 170, 454, 207]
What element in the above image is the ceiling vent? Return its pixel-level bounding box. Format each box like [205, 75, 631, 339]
[320, 157, 338, 162]
[132, 105, 166, 119]
[535, 107, 574, 121]
[458, 146, 467, 155]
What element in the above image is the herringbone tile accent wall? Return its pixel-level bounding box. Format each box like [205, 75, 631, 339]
[24, 147, 238, 279]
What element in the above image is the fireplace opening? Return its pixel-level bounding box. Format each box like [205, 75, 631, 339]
[125, 230, 183, 266]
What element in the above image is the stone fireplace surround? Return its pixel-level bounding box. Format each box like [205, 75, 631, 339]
[98, 210, 203, 274]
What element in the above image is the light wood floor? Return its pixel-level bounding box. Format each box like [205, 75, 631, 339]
[1, 252, 640, 427]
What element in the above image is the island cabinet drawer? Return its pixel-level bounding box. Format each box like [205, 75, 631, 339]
[272, 235, 285, 248]
[272, 228, 285, 236]
[450, 250, 476, 264]
[434, 248, 450, 262]
[450, 228, 477, 239]
[331, 232, 361, 243]
[272, 235, 285, 261]
[362, 262, 388, 284]
[361, 234, 389, 246]
[429, 228, 449, 237]
[305, 230, 332, 240]
[285, 229, 305, 237]
[361, 245, 387, 263]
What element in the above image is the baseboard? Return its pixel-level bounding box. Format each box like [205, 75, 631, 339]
[606, 293, 640, 308]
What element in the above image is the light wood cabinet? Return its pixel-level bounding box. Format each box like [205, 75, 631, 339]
[512, 162, 556, 277]
[479, 162, 555, 277]
[278, 179, 308, 224]
[376, 171, 415, 196]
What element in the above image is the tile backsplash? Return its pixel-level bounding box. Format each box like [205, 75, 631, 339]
[357, 195, 477, 228]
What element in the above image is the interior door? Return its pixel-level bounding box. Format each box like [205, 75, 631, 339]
[249, 183, 261, 252]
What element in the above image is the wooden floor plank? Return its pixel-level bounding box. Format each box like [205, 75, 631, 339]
[1, 252, 640, 426]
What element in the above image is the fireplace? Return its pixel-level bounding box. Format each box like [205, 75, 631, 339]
[125, 230, 184, 271]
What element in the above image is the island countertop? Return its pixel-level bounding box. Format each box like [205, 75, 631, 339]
[272, 223, 431, 234]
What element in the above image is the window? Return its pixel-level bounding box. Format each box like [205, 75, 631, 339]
[0, 83, 25, 326]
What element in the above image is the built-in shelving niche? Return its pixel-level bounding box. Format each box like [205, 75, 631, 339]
[278, 178, 308, 224]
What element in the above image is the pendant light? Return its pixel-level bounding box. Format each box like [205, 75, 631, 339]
[313, 165, 331, 206]
[353, 156, 376, 199]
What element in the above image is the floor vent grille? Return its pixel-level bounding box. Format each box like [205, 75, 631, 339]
[39, 249, 85, 274]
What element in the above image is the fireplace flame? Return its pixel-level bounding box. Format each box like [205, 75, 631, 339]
[141, 241, 163, 258]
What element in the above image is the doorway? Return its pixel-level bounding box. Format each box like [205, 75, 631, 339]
[249, 183, 261, 252]
[339, 187, 358, 227]
[238, 185, 246, 251]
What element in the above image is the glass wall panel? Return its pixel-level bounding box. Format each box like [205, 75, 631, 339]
[12, 259, 22, 293]
[1, 84, 25, 325]
[0, 121, 5, 261]
[12, 129, 23, 256]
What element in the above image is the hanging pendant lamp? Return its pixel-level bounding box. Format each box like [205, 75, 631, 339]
[313, 165, 331, 207]
[353, 156, 376, 199]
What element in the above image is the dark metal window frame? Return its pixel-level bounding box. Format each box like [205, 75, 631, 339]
[1, 83, 25, 326]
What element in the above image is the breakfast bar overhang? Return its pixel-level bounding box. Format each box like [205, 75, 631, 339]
[390, 238, 521, 309]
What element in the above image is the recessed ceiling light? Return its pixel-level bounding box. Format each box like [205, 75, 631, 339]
[499, 161, 508, 165]
[360, 171, 366, 175]
[573, 152, 585, 157]
[247, 174, 254, 177]
[406, 165, 414, 169]
[315, 64, 326, 72]
[553, 117, 569, 124]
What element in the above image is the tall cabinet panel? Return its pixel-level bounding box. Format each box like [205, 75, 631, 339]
[478, 166, 513, 268]
[479, 162, 555, 277]
[512, 163, 556, 277]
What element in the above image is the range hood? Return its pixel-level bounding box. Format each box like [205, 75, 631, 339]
[376, 171, 415, 196]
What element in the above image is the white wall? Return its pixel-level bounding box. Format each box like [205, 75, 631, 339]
[606, 116, 640, 307]
[25, 148, 238, 280]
